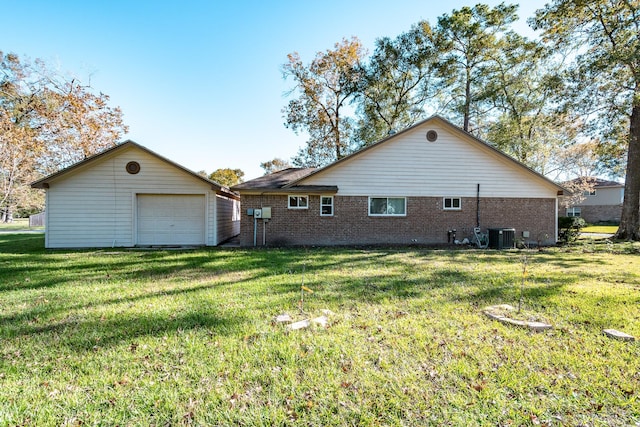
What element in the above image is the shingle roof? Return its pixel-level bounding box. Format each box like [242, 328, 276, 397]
[231, 168, 338, 194]
[232, 168, 315, 190]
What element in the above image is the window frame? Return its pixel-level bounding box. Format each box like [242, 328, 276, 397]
[566, 207, 582, 217]
[368, 196, 407, 217]
[443, 197, 462, 211]
[320, 196, 334, 216]
[582, 189, 597, 197]
[288, 195, 309, 209]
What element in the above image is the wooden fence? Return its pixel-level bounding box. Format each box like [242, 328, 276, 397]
[29, 212, 46, 227]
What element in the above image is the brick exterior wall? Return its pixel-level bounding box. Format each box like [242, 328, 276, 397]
[239, 195, 557, 247]
[558, 204, 622, 224]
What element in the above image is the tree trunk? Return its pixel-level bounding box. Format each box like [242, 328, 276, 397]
[615, 103, 640, 240]
[463, 68, 471, 132]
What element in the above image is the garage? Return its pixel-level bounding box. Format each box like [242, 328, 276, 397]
[31, 141, 239, 248]
[137, 194, 206, 246]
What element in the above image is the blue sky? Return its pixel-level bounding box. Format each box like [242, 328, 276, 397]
[4, 1, 543, 180]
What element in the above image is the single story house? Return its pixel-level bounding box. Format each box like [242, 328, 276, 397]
[232, 116, 565, 247]
[560, 177, 624, 223]
[31, 140, 240, 248]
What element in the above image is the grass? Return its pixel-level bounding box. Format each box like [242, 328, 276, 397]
[0, 218, 43, 231]
[582, 225, 618, 234]
[1, 234, 639, 426]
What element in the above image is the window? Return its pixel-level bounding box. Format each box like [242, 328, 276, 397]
[582, 190, 596, 196]
[369, 197, 406, 216]
[320, 196, 333, 216]
[288, 195, 308, 209]
[443, 197, 461, 210]
[567, 207, 581, 217]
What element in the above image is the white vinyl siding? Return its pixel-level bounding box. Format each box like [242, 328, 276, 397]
[43, 146, 231, 248]
[300, 122, 559, 199]
[216, 195, 241, 242]
[577, 187, 624, 206]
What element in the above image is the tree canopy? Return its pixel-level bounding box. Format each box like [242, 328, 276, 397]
[532, 0, 640, 240]
[260, 158, 293, 175]
[282, 37, 366, 167]
[1, 52, 127, 221]
[208, 168, 244, 187]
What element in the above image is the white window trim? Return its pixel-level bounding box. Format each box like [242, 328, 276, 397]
[320, 196, 334, 216]
[566, 207, 581, 217]
[443, 197, 462, 211]
[288, 195, 309, 209]
[368, 196, 407, 217]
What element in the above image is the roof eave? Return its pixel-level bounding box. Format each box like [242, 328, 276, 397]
[30, 140, 239, 199]
[235, 186, 338, 196]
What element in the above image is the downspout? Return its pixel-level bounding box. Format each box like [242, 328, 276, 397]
[555, 196, 559, 244]
[476, 183, 480, 228]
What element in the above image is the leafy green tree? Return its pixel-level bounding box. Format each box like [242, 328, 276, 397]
[260, 158, 292, 175]
[282, 37, 366, 167]
[354, 22, 439, 146]
[1, 52, 127, 221]
[434, 2, 519, 132]
[532, 0, 640, 240]
[208, 168, 244, 187]
[481, 33, 583, 176]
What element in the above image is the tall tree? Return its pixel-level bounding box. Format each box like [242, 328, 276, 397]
[260, 158, 293, 175]
[354, 22, 439, 146]
[208, 168, 244, 187]
[282, 37, 366, 167]
[482, 33, 581, 175]
[0, 52, 127, 221]
[532, 0, 640, 240]
[434, 2, 519, 132]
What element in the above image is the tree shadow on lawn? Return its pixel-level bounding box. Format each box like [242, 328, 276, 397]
[6, 307, 245, 352]
[0, 243, 297, 293]
[0, 274, 246, 327]
[0, 237, 609, 350]
[259, 252, 575, 310]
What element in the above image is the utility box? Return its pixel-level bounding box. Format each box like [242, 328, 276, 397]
[261, 207, 271, 219]
[488, 228, 515, 249]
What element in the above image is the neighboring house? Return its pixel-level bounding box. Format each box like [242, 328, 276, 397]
[31, 141, 240, 248]
[232, 116, 565, 247]
[560, 178, 624, 223]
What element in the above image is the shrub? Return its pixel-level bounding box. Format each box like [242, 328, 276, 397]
[558, 216, 586, 243]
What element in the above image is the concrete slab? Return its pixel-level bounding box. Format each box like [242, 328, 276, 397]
[603, 329, 635, 341]
[483, 305, 552, 331]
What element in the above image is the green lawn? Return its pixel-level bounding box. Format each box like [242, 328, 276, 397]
[0, 218, 43, 231]
[582, 225, 619, 234]
[1, 234, 639, 426]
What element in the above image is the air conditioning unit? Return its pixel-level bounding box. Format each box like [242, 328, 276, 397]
[488, 228, 515, 249]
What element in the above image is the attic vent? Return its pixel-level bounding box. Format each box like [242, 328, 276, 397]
[126, 161, 141, 174]
[426, 130, 438, 142]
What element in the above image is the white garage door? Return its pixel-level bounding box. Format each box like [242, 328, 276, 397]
[137, 194, 205, 245]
